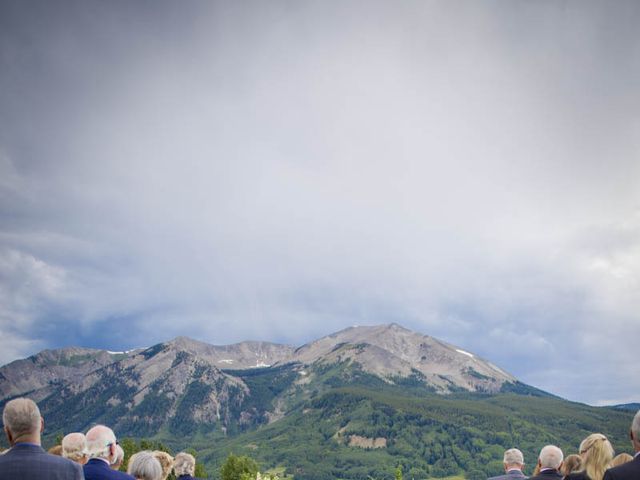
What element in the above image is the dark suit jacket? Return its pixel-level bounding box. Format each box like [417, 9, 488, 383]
[488, 468, 528, 480]
[603, 454, 640, 480]
[565, 472, 590, 480]
[177, 476, 204, 480]
[0, 443, 84, 480]
[84, 458, 135, 480]
[527, 468, 564, 480]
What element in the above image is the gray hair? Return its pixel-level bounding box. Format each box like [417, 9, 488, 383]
[173, 452, 196, 476]
[2, 398, 41, 438]
[504, 448, 524, 466]
[128, 451, 162, 480]
[539, 445, 564, 469]
[85, 425, 116, 460]
[62, 432, 87, 462]
[632, 409, 640, 441]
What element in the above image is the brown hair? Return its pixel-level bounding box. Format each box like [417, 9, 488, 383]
[562, 454, 582, 476]
[610, 453, 633, 468]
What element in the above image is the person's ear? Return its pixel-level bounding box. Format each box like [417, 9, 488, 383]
[40, 417, 44, 435]
[4, 426, 13, 446]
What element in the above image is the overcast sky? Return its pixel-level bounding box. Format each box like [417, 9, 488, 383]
[1, 0, 639, 406]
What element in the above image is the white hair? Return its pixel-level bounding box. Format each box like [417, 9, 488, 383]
[128, 451, 162, 480]
[62, 432, 88, 462]
[504, 448, 524, 466]
[2, 398, 41, 438]
[539, 445, 564, 469]
[173, 452, 196, 476]
[85, 425, 116, 460]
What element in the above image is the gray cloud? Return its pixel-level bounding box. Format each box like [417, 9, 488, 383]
[0, 0, 639, 404]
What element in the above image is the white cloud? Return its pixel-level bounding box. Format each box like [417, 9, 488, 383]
[0, 0, 639, 404]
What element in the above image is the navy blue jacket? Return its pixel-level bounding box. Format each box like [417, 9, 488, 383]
[0, 443, 84, 480]
[603, 454, 640, 480]
[84, 458, 135, 480]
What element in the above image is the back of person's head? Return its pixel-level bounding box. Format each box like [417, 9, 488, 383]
[579, 433, 614, 480]
[610, 453, 633, 468]
[2, 397, 42, 443]
[112, 444, 125, 470]
[152, 451, 174, 480]
[562, 454, 582, 475]
[539, 445, 564, 470]
[632, 410, 640, 450]
[503, 448, 524, 469]
[85, 425, 117, 461]
[48, 444, 63, 455]
[128, 451, 162, 480]
[174, 452, 196, 477]
[62, 432, 88, 464]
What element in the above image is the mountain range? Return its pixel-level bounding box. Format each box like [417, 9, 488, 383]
[0, 324, 635, 480]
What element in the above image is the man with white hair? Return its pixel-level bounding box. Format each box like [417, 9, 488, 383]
[83, 425, 135, 480]
[62, 432, 89, 465]
[528, 445, 564, 480]
[488, 448, 527, 480]
[0, 397, 83, 480]
[603, 409, 640, 480]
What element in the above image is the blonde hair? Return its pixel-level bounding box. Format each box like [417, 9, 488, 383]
[610, 453, 633, 468]
[173, 452, 196, 476]
[62, 432, 88, 463]
[152, 451, 174, 480]
[562, 454, 582, 476]
[579, 433, 614, 480]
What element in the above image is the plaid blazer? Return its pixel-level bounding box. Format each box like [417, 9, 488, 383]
[0, 443, 84, 480]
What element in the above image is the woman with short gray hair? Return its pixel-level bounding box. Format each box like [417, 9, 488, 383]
[127, 451, 162, 480]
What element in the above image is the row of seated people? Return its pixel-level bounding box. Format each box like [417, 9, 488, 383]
[47, 434, 192, 480]
[488, 410, 640, 480]
[1, 397, 639, 480]
[0, 397, 201, 480]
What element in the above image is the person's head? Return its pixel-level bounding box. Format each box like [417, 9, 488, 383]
[152, 451, 174, 480]
[48, 445, 63, 455]
[62, 432, 88, 464]
[111, 444, 125, 470]
[610, 453, 633, 468]
[561, 454, 582, 476]
[85, 425, 118, 463]
[2, 397, 43, 446]
[173, 452, 196, 477]
[631, 409, 640, 452]
[579, 433, 614, 480]
[503, 448, 525, 472]
[538, 445, 564, 471]
[128, 451, 162, 480]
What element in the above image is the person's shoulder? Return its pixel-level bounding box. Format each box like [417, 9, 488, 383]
[487, 474, 509, 480]
[605, 457, 640, 480]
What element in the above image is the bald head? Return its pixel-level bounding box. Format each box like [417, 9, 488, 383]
[539, 445, 564, 470]
[62, 432, 88, 464]
[86, 425, 117, 462]
[2, 398, 43, 445]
